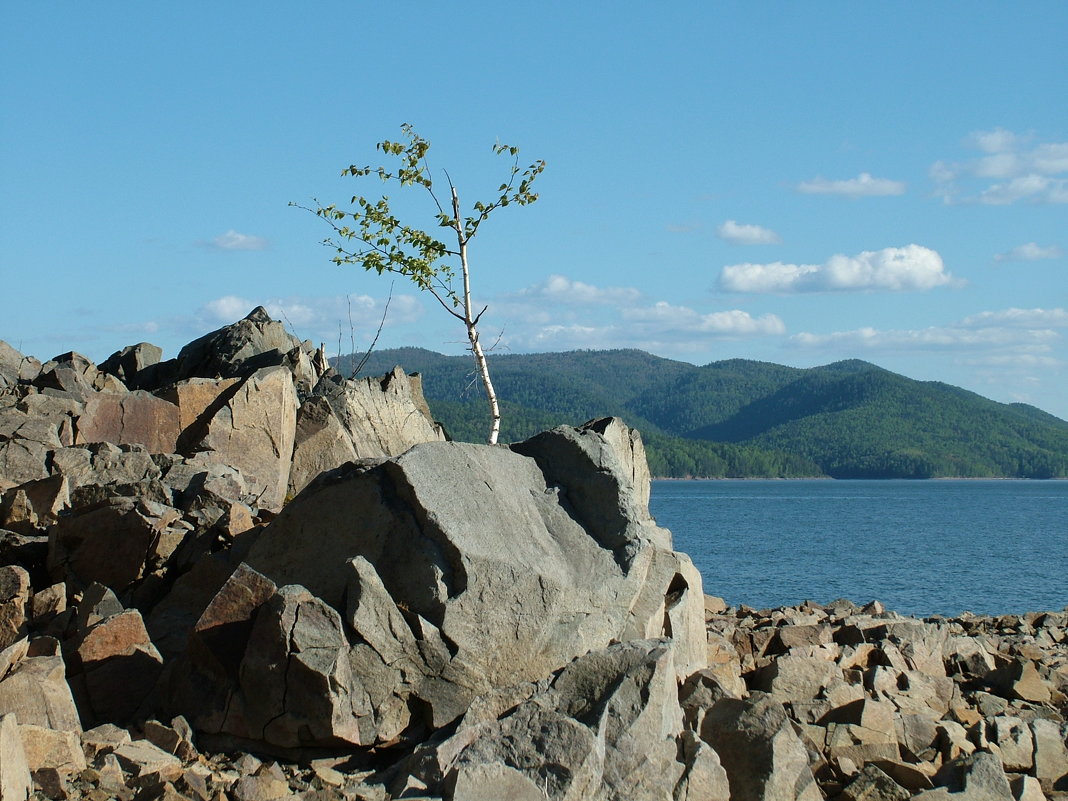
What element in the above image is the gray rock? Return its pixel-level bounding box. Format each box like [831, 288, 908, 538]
[186, 366, 297, 512]
[408, 639, 693, 801]
[933, 751, 1014, 801]
[0, 712, 31, 801]
[74, 391, 181, 454]
[700, 694, 822, 801]
[240, 433, 704, 744]
[1030, 718, 1068, 792]
[841, 764, 911, 801]
[0, 340, 41, 386]
[99, 343, 163, 390]
[0, 567, 30, 650]
[167, 306, 304, 385]
[0, 638, 81, 732]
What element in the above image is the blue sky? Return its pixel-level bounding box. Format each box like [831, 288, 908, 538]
[3, 3, 1067, 419]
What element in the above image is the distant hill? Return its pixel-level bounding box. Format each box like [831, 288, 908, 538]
[342, 348, 1068, 479]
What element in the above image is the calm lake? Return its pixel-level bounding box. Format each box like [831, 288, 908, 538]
[649, 479, 1068, 618]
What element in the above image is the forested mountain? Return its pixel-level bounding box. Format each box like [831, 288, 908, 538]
[344, 348, 1068, 479]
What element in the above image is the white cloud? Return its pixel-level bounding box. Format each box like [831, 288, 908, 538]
[621, 302, 785, 335]
[512, 274, 642, 306]
[791, 325, 1058, 351]
[994, 242, 1063, 262]
[932, 129, 1068, 205]
[720, 245, 955, 293]
[202, 295, 254, 322]
[204, 229, 270, 251]
[796, 172, 906, 198]
[716, 220, 782, 245]
[961, 308, 1068, 328]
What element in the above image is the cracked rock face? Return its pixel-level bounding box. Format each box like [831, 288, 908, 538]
[175, 419, 707, 752]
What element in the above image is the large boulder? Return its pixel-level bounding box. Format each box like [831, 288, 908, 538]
[174, 419, 706, 752]
[288, 367, 446, 496]
[184, 366, 297, 512]
[163, 306, 305, 385]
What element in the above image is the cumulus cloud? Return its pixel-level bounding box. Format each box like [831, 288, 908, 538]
[511, 274, 643, 306]
[719, 245, 955, 293]
[621, 302, 786, 335]
[494, 275, 787, 355]
[203, 230, 270, 251]
[716, 220, 782, 245]
[796, 172, 906, 198]
[994, 242, 1063, 262]
[932, 129, 1068, 205]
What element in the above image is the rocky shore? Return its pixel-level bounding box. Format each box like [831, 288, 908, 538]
[0, 309, 1065, 800]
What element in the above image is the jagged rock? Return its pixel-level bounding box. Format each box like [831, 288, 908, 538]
[984, 715, 1033, 772]
[99, 343, 164, 390]
[49, 441, 161, 491]
[0, 474, 68, 535]
[75, 391, 181, 454]
[932, 751, 1014, 801]
[1030, 718, 1068, 792]
[0, 340, 41, 386]
[841, 764, 911, 801]
[699, 694, 822, 801]
[751, 651, 843, 702]
[0, 438, 50, 492]
[399, 639, 699, 801]
[224, 424, 704, 750]
[0, 712, 31, 801]
[187, 366, 296, 512]
[303, 367, 445, 461]
[17, 724, 86, 786]
[0, 638, 81, 732]
[165, 306, 305, 385]
[47, 495, 187, 592]
[112, 739, 183, 787]
[0, 566, 30, 650]
[68, 608, 164, 724]
[33, 351, 126, 400]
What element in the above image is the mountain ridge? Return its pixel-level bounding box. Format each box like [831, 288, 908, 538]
[344, 347, 1068, 479]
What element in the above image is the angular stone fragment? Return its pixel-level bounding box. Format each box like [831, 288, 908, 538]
[187, 366, 296, 512]
[0, 713, 31, 801]
[71, 608, 164, 724]
[112, 739, 183, 786]
[0, 639, 81, 732]
[700, 695, 822, 801]
[840, 764, 911, 801]
[17, 724, 86, 782]
[933, 751, 1014, 801]
[0, 566, 30, 650]
[99, 343, 163, 390]
[1030, 718, 1068, 792]
[75, 391, 181, 453]
[47, 495, 185, 591]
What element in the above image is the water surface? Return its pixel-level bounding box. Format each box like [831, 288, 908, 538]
[649, 479, 1068, 618]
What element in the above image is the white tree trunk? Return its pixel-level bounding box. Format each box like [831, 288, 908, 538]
[453, 188, 501, 445]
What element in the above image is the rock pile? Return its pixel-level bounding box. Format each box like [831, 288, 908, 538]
[0, 309, 1066, 800]
[699, 598, 1068, 801]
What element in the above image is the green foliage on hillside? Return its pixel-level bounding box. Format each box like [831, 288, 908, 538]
[349, 348, 1068, 479]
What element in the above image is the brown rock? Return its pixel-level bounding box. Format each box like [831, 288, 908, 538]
[72, 609, 164, 724]
[47, 496, 186, 591]
[0, 639, 81, 732]
[0, 566, 30, 650]
[17, 724, 86, 780]
[188, 367, 297, 512]
[75, 391, 181, 454]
